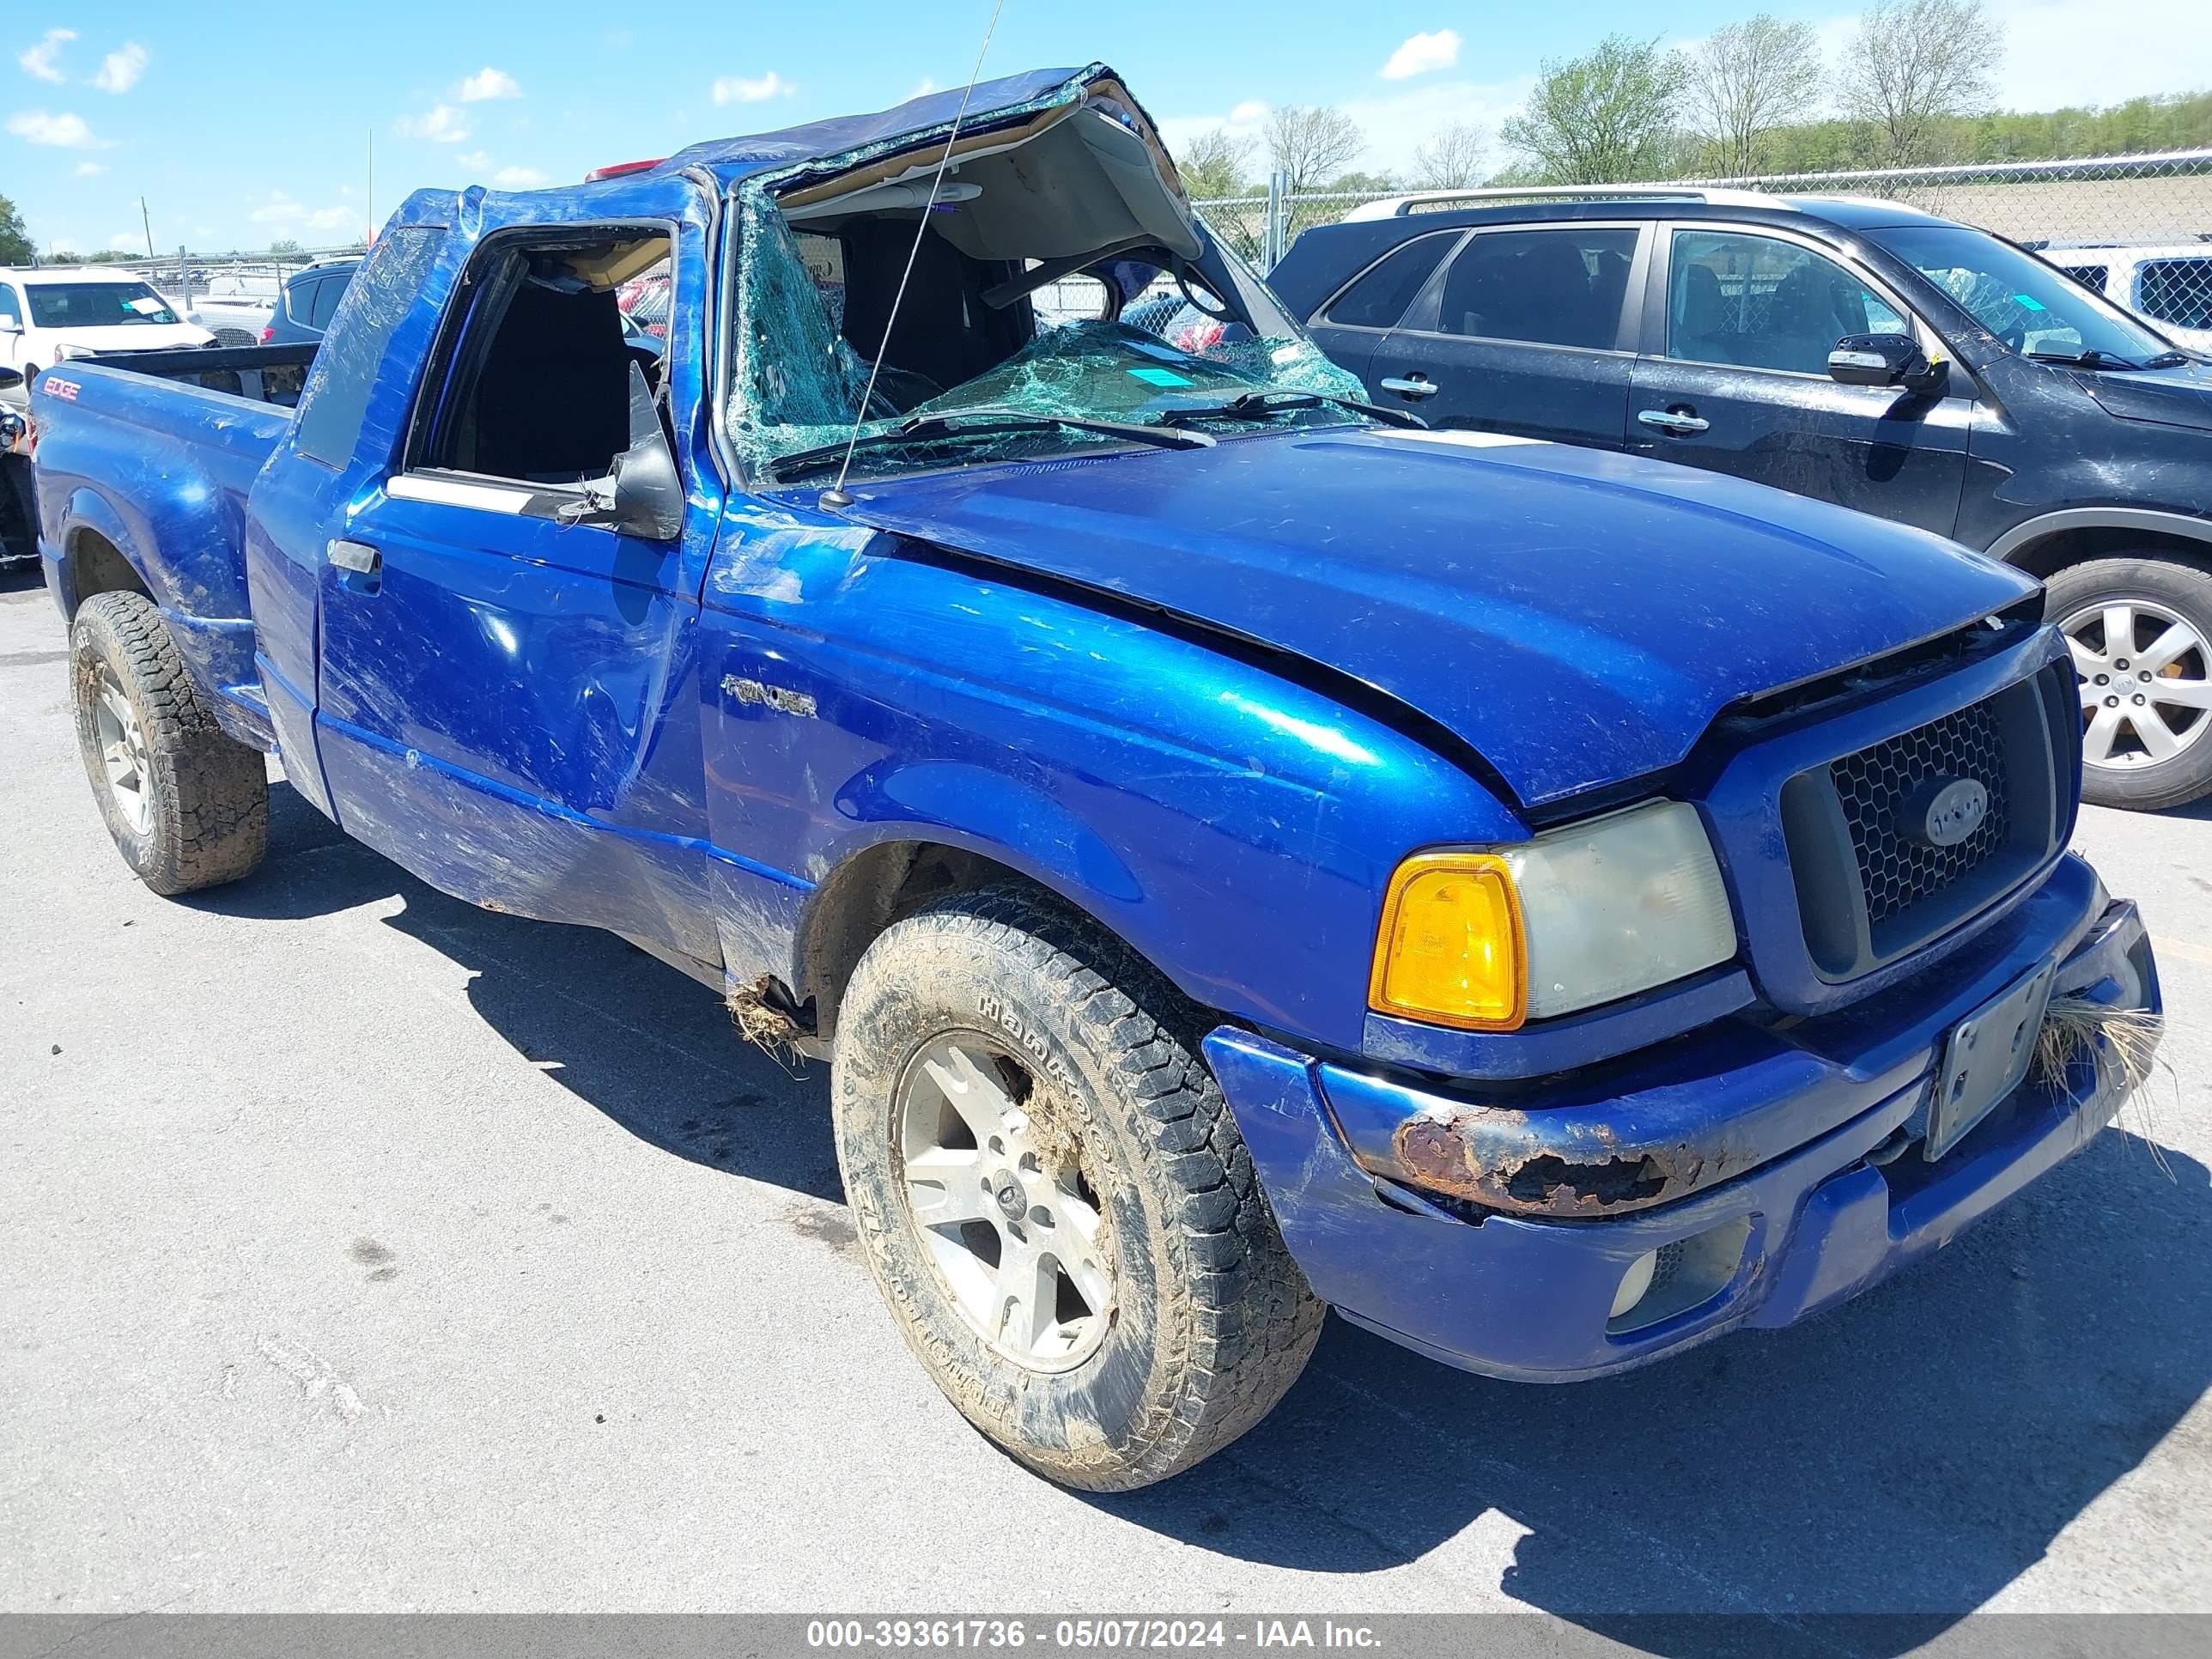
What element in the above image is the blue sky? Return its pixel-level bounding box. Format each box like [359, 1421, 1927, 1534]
[4, 0, 2206, 254]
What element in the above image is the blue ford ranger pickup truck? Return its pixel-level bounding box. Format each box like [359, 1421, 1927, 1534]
[30, 66, 2162, 1490]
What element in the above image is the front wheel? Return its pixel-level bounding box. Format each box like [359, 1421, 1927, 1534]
[70, 590, 268, 893]
[2048, 555, 2212, 811]
[830, 887, 1323, 1490]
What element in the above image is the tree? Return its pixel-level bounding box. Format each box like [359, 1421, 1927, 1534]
[1413, 122, 1488, 190]
[0, 193, 32, 265]
[266, 238, 303, 258]
[1681, 15, 1825, 179]
[1175, 127, 1255, 200]
[1501, 34, 1687, 183]
[1263, 105, 1364, 194]
[1838, 0, 2004, 167]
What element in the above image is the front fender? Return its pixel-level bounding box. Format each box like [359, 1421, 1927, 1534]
[701, 514, 1522, 1054]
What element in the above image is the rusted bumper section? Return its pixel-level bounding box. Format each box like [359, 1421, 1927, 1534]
[1206, 873, 2158, 1384]
[1331, 853, 2129, 1220]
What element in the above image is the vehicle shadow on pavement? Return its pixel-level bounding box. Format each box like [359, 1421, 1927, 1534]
[185, 781, 844, 1203]
[192, 786, 2209, 1647]
[1093, 1115, 2210, 1648]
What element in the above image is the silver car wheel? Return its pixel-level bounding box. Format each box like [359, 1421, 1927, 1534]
[2061, 598, 2212, 771]
[93, 668, 155, 836]
[893, 1032, 1115, 1373]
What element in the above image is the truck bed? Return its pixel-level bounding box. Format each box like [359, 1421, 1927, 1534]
[27, 348, 318, 736]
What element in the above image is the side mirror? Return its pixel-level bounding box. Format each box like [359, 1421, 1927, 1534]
[558, 361, 684, 540]
[1829, 332, 1945, 394]
[0, 365, 22, 391]
[0, 319, 22, 335]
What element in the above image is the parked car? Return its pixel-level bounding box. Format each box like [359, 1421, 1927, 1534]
[1278, 188, 2212, 810]
[0, 266, 214, 382]
[29, 66, 2158, 1491]
[179, 272, 276, 344]
[260, 258, 361, 345]
[2039, 242, 2212, 354]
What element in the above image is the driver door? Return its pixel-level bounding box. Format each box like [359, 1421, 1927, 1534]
[1627, 224, 1974, 535]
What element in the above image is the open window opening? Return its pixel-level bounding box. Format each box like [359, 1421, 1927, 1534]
[415, 229, 672, 488]
[727, 83, 1369, 483]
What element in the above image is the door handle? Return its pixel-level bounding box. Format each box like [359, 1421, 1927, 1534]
[1378, 375, 1440, 400]
[326, 539, 381, 576]
[1637, 408, 1711, 434]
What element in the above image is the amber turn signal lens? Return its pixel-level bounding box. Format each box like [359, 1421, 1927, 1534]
[1368, 853, 1527, 1031]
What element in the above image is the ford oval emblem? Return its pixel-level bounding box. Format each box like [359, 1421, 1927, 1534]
[1919, 777, 1990, 848]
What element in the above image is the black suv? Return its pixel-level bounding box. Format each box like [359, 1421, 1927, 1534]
[1273, 189, 2212, 810]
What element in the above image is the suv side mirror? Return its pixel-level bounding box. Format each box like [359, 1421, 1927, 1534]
[0, 365, 22, 391]
[1829, 332, 1945, 394]
[557, 362, 684, 541]
[0, 319, 22, 336]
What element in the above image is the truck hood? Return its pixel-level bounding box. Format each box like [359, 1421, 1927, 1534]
[2083, 357, 2212, 435]
[828, 428, 2038, 806]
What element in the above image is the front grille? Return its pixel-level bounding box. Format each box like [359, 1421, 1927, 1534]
[1832, 700, 2013, 927]
[1781, 663, 2070, 979]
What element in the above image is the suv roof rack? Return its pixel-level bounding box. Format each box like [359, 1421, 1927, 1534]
[1341, 184, 1788, 222]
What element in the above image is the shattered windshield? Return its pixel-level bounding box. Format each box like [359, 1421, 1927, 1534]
[726, 180, 1371, 486]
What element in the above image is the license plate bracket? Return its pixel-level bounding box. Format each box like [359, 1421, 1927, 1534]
[1925, 958, 2057, 1162]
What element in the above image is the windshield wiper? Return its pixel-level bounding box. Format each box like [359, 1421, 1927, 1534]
[1154, 388, 1429, 430]
[770, 406, 1214, 481]
[2025, 348, 2153, 371]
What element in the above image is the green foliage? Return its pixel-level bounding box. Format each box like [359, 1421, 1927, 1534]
[0, 193, 32, 265]
[1500, 34, 1688, 184]
[1176, 128, 1255, 201]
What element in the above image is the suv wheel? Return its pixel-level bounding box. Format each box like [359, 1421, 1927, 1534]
[2047, 555, 2212, 811]
[830, 886, 1323, 1490]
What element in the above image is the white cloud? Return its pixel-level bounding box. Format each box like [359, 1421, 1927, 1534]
[92, 42, 148, 94]
[75, 159, 104, 176]
[1382, 28, 1462, 82]
[456, 149, 489, 170]
[398, 103, 471, 143]
[491, 165, 547, 189]
[1229, 100, 1269, 125]
[457, 66, 520, 102]
[6, 108, 102, 148]
[712, 71, 792, 105]
[910, 77, 938, 99]
[18, 28, 73, 84]
[249, 192, 353, 233]
[106, 230, 140, 251]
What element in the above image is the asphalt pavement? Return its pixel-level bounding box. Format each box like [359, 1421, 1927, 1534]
[3, 564, 2208, 1634]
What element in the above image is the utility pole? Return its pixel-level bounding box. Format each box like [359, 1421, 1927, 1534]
[138, 197, 154, 258]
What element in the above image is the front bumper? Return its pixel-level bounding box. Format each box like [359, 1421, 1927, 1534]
[1207, 855, 2159, 1382]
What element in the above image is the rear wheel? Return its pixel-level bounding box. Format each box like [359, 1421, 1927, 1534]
[2048, 555, 2212, 811]
[70, 591, 268, 893]
[830, 887, 1323, 1490]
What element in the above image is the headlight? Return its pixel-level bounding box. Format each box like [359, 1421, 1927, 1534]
[1370, 800, 1736, 1030]
[52, 343, 96, 362]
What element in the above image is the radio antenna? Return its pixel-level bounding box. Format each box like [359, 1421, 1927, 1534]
[820, 0, 1007, 508]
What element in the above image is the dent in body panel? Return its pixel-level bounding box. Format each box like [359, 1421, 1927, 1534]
[700, 503, 1521, 1050]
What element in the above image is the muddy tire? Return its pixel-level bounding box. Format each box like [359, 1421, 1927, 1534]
[2046, 554, 2212, 811]
[70, 590, 267, 894]
[831, 886, 1323, 1490]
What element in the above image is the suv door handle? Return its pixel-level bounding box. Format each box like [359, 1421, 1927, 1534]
[326, 539, 381, 576]
[1637, 408, 1710, 434]
[1378, 375, 1440, 400]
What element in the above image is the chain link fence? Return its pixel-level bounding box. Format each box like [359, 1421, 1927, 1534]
[1198, 148, 2212, 339]
[48, 149, 2212, 346]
